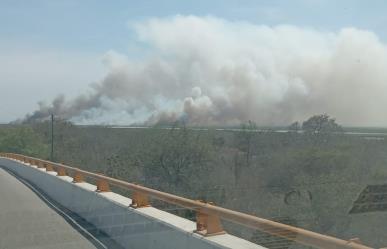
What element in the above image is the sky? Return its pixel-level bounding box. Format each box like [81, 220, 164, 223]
[1, 0, 387, 125]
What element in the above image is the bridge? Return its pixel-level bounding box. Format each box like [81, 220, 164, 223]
[0, 153, 377, 249]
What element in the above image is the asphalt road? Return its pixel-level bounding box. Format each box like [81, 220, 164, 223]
[0, 167, 101, 249]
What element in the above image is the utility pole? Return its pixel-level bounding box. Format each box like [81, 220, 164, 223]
[50, 114, 54, 161]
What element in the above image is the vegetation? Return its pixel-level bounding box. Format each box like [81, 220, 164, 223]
[1, 114, 386, 247]
[302, 114, 342, 134]
[0, 125, 49, 157]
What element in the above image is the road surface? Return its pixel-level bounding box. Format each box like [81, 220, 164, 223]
[0, 167, 103, 249]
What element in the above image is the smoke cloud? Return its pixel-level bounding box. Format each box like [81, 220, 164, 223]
[23, 15, 387, 126]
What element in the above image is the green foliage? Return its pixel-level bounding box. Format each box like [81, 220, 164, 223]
[139, 125, 215, 195]
[302, 114, 342, 133]
[0, 126, 49, 157]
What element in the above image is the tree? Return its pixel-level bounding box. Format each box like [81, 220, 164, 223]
[140, 124, 214, 194]
[233, 120, 259, 182]
[238, 120, 258, 164]
[302, 114, 342, 134]
[288, 121, 300, 132]
[0, 126, 49, 157]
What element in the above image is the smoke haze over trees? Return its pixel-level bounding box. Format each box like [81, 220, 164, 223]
[22, 15, 387, 126]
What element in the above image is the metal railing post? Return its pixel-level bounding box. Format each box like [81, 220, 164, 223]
[56, 166, 67, 176]
[96, 173, 110, 192]
[195, 201, 225, 236]
[45, 163, 54, 171]
[130, 190, 150, 208]
[72, 170, 84, 183]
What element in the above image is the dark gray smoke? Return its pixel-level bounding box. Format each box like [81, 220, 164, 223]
[22, 16, 387, 126]
[24, 93, 102, 123]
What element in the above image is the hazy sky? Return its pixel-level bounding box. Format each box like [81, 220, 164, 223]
[1, 0, 387, 124]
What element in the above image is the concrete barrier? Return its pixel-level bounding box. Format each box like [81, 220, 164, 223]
[0, 158, 265, 249]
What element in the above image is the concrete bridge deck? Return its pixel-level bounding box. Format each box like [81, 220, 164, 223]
[0, 167, 110, 249]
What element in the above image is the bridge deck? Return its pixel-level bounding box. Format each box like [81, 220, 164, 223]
[0, 168, 99, 249]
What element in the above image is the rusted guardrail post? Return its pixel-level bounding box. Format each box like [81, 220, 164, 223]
[45, 162, 54, 171]
[72, 170, 84, 183]
[96, 173, 110, 192]
[56, 165, 67, 176]
[36, 160, 44, 168]
[195, 201, 225, 236]
[130, 189, 150, 208]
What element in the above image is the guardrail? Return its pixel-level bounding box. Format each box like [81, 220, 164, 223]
[0, 152, 376, 249]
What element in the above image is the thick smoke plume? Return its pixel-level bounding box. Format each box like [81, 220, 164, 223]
[23, 16, 387, 126]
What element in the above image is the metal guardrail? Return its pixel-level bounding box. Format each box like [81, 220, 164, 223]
[0, 152, 376, 249]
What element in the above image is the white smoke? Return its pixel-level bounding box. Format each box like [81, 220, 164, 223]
[24, 15, 387, 126]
